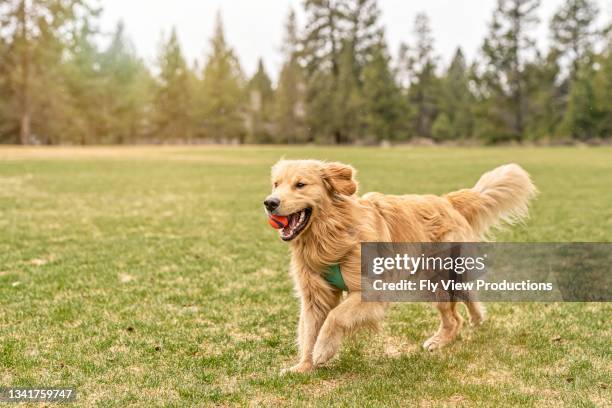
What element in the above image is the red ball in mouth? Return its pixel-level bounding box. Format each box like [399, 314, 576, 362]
[268, 214, 289, 229]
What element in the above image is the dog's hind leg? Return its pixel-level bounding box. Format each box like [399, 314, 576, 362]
[423, 302, 463, 351]
[465, 300, 485, 326]
[312, 292, 386, 367]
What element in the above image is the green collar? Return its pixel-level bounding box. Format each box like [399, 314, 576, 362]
[324, 264, 348, 291]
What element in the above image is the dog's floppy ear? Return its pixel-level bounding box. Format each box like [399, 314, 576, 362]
[322, 162, 358, 196]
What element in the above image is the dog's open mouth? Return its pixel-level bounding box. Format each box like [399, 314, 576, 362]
[280, 208, 312, 241]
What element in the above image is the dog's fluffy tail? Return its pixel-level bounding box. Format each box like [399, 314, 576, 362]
[445, 164, 537, 239]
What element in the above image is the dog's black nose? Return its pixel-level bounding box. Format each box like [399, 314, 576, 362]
[264, 197, 280, 212]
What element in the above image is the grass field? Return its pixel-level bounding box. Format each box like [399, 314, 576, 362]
[0, 146, 610, 407]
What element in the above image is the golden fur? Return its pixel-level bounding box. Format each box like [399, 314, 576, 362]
[266, 160, 537, 373]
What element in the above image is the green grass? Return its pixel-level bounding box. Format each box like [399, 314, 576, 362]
[0, 146, 610, 407]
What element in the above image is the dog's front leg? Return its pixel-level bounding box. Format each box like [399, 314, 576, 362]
[312, 292, 386, 367]
[281, 297, 333, 374]
[283, 304, 326, 374]
[281, 264, 341, 374]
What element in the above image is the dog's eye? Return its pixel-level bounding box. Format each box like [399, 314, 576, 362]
[295, 182, 306, 189]
[273, 182, 278, 188]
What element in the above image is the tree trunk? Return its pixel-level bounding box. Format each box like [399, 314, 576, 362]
[515, 77, 524, 138]
[511, 0, 524, 140]
[20, 111, 31, 145]
[333, 130, 343, 144]
[18, 0, 31, 145]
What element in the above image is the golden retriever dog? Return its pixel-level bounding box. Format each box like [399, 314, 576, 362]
[264, 160, 536, 373]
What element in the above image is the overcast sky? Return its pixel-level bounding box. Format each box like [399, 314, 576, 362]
[99, 0, 611, 81]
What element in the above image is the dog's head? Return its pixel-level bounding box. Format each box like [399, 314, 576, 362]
[264, 159, 358, 242]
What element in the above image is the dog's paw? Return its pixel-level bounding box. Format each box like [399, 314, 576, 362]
[312, 342, 339, 367]
[279, 362, 313, 375]
[469, 314, 485, 327]
[312, 344, 331, 366]
[469, 310, 486, 327]
[468, 306, 486, 327]
[422, 334, 452, 351]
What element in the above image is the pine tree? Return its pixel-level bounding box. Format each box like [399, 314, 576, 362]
[481, 0, 541, 140]
[62, 21, 105, 144]
[301, 0, 345, 77]
[561, 32, 611, 140]
[433, 48, 475, 140]
[0, 0, 98, 144]
[301, 0, 386, 143]
[361, 39, 405, 141]
[338, 0, 386, 142]
[274, 9, 306, 143]
[0, 36, 12, 141]
[246, 59, 274, 142]
[198, 12, 245, 142]
[99, 22, 154, 143]
[561, 61, 599, 139]
[523, 50, 564, 139]
[334, 40, 364, 143]
[592, 33, 611, 137]
[152, 28, 195, 141]
[63, 20, 150, 144]
[550, 0, 600, 79]
[471, 60, 511, 143]
[342, 0, 384, 78]
[403, 13, 441, 138]
[301, 0, 347, 143]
